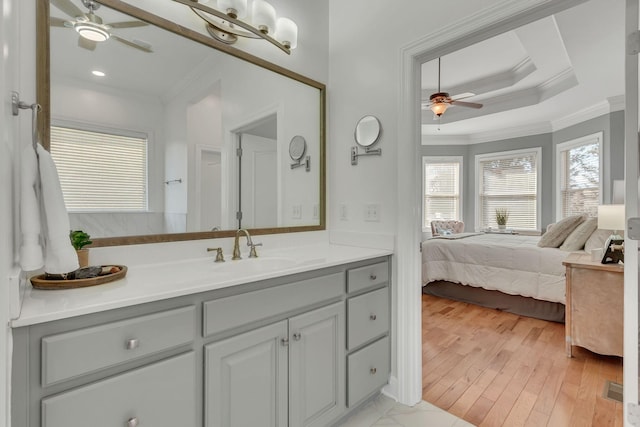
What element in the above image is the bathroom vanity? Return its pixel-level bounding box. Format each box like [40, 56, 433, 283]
[11, 245, 392, 427]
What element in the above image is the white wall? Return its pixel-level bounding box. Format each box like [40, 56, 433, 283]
[3, 0, 29, 425]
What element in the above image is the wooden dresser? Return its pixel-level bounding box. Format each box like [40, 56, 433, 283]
[563, 252, 623, 357]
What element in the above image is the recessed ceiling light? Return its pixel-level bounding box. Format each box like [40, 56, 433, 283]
[92, 70, 106, 77]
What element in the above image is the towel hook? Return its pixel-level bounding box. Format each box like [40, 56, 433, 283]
[12, 91, 42, 152]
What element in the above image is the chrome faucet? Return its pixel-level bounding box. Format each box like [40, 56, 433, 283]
[232, 229, 262, 260]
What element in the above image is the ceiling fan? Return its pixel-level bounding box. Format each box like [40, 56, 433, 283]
[50, 0, 152, 53]
[424, 57, 483, 118]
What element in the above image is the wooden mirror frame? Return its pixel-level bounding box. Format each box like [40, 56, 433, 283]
[36, 0, 326, 247]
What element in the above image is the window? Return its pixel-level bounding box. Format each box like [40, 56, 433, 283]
[423, 156, 462, 229]
[556, 132, 603, 220]
[50, 125, 148, 212]
[475, 148, 541, 231]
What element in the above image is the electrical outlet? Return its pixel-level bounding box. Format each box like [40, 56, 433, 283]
[292, 204, 302, 219]
[339, 203, 348, 221]
[312, 204, 319, 220]
[364, 203, 380, 222]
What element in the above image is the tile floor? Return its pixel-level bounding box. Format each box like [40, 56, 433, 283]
[336, 394, 475, 427]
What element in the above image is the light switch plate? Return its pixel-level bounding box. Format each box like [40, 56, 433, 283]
[627, 217, 640, 240]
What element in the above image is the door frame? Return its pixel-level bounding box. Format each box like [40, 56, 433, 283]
[394, 0, 630, 408]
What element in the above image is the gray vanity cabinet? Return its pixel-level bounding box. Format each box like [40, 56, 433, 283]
[12, 256, 391, 427]
[205, 301, 345, 427]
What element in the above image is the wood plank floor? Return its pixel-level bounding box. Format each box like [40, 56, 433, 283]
[422, 294, 623, 427]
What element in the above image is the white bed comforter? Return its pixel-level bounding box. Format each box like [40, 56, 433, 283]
[422, 233, 570, 304]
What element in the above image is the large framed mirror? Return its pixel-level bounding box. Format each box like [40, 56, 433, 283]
[36, 0, 325, 247]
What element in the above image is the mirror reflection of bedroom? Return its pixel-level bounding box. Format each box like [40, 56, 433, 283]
[420, 0, 625, 424]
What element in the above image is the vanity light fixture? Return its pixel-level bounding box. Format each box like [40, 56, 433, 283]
[180, 0, 297, 54]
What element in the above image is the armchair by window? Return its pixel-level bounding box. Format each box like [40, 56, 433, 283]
[431, 220, 465, 236]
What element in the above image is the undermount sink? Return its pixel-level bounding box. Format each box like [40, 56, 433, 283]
[211, 256, 300, 274]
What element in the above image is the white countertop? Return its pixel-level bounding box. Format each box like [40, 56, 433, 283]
[13, 244, 392, 327]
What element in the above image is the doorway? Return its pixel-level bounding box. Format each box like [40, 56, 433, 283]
[395, 0, 639, 422]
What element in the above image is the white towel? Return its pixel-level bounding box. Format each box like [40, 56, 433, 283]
[19, 144, 79, 274]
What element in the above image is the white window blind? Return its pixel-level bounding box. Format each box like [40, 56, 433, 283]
[557, 133, 601, 219]
[50, 126, 148, 212]
[423, 157, 462, 228]
[476, 149, 540, 231]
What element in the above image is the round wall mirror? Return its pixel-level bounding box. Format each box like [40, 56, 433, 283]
[354, 115, 381, 147]
[289, 135, 307, 160]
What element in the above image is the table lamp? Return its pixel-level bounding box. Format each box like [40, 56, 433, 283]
[597, 204, 625, 263]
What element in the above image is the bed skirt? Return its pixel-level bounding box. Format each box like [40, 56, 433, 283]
[423, 280, 565, 323]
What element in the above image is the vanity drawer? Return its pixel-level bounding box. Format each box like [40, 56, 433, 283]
[347, 287, 389, 350]
[347, 261, 388, 294]
[347, 336, 390, 407]
[203, 272, 343, 337]
[42, 306, 195, 387]
[42, 352, 196, 427]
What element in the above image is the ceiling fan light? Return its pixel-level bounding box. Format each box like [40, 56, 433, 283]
[75, 23, 110, 42]
[276, 17, 297, 49]
[252, 0, 276, 34]
[430, 102, 449, 117]
[218, 0, 247, 19]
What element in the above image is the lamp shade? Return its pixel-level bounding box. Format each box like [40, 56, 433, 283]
[597, 204, 625, 231]
[276, 17, 297, 49]
[430, 102, 449, 117]
[252, 0, 276, 34]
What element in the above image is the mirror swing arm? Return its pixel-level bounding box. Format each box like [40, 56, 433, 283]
[350, 146, 381, 165]
[289, 135, 310, 172]
[351, 115, 382, 166]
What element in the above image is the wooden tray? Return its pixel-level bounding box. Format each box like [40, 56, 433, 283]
[30, 265, 127, 290]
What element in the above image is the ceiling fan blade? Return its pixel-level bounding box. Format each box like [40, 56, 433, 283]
[78, 36, 97, 51]
[51, 0, 85, 18]
[450, 100, 483, 109]
[50, 16, 69, 27]
[111, 35, 153, 53]
[450, 92, 476, 101]
[107, 20, 149, 29]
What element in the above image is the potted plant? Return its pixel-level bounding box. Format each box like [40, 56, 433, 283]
[495, 208, 509, 230]
[70, 230, 92, 268]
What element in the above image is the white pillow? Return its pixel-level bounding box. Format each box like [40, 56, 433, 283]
[538, 215, 585, 248]
[560, 218, 597, 251]
[584, 229, 617, 253]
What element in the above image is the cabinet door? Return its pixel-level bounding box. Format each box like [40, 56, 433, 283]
[289, 302, 345, 427]
[205, 321, 288, 427]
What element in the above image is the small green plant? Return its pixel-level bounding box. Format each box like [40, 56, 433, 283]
[495, 208, 509, 226]
[69, 230, 92, 250]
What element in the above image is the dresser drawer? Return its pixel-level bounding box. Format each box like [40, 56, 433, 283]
[42, 306, 196, 386]
[203, 272, 343, 337]
[347, 261, 388, 294]
[347, 336, 390, 407]
[42, 352, 196, 427]
[347, 287, 389, 350]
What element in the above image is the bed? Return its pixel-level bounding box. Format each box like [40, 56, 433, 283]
[421, 232, 572, 322]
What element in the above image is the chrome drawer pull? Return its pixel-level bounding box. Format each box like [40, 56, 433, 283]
[370, 367, 377, 375]
[125, 338, 139, 350]
[293, 332, 302, 341]
[281, 338, 289, 347]
[127, 417, 139, 427]
[370, 274, 377, 280]
[370, 314, 377, 321]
